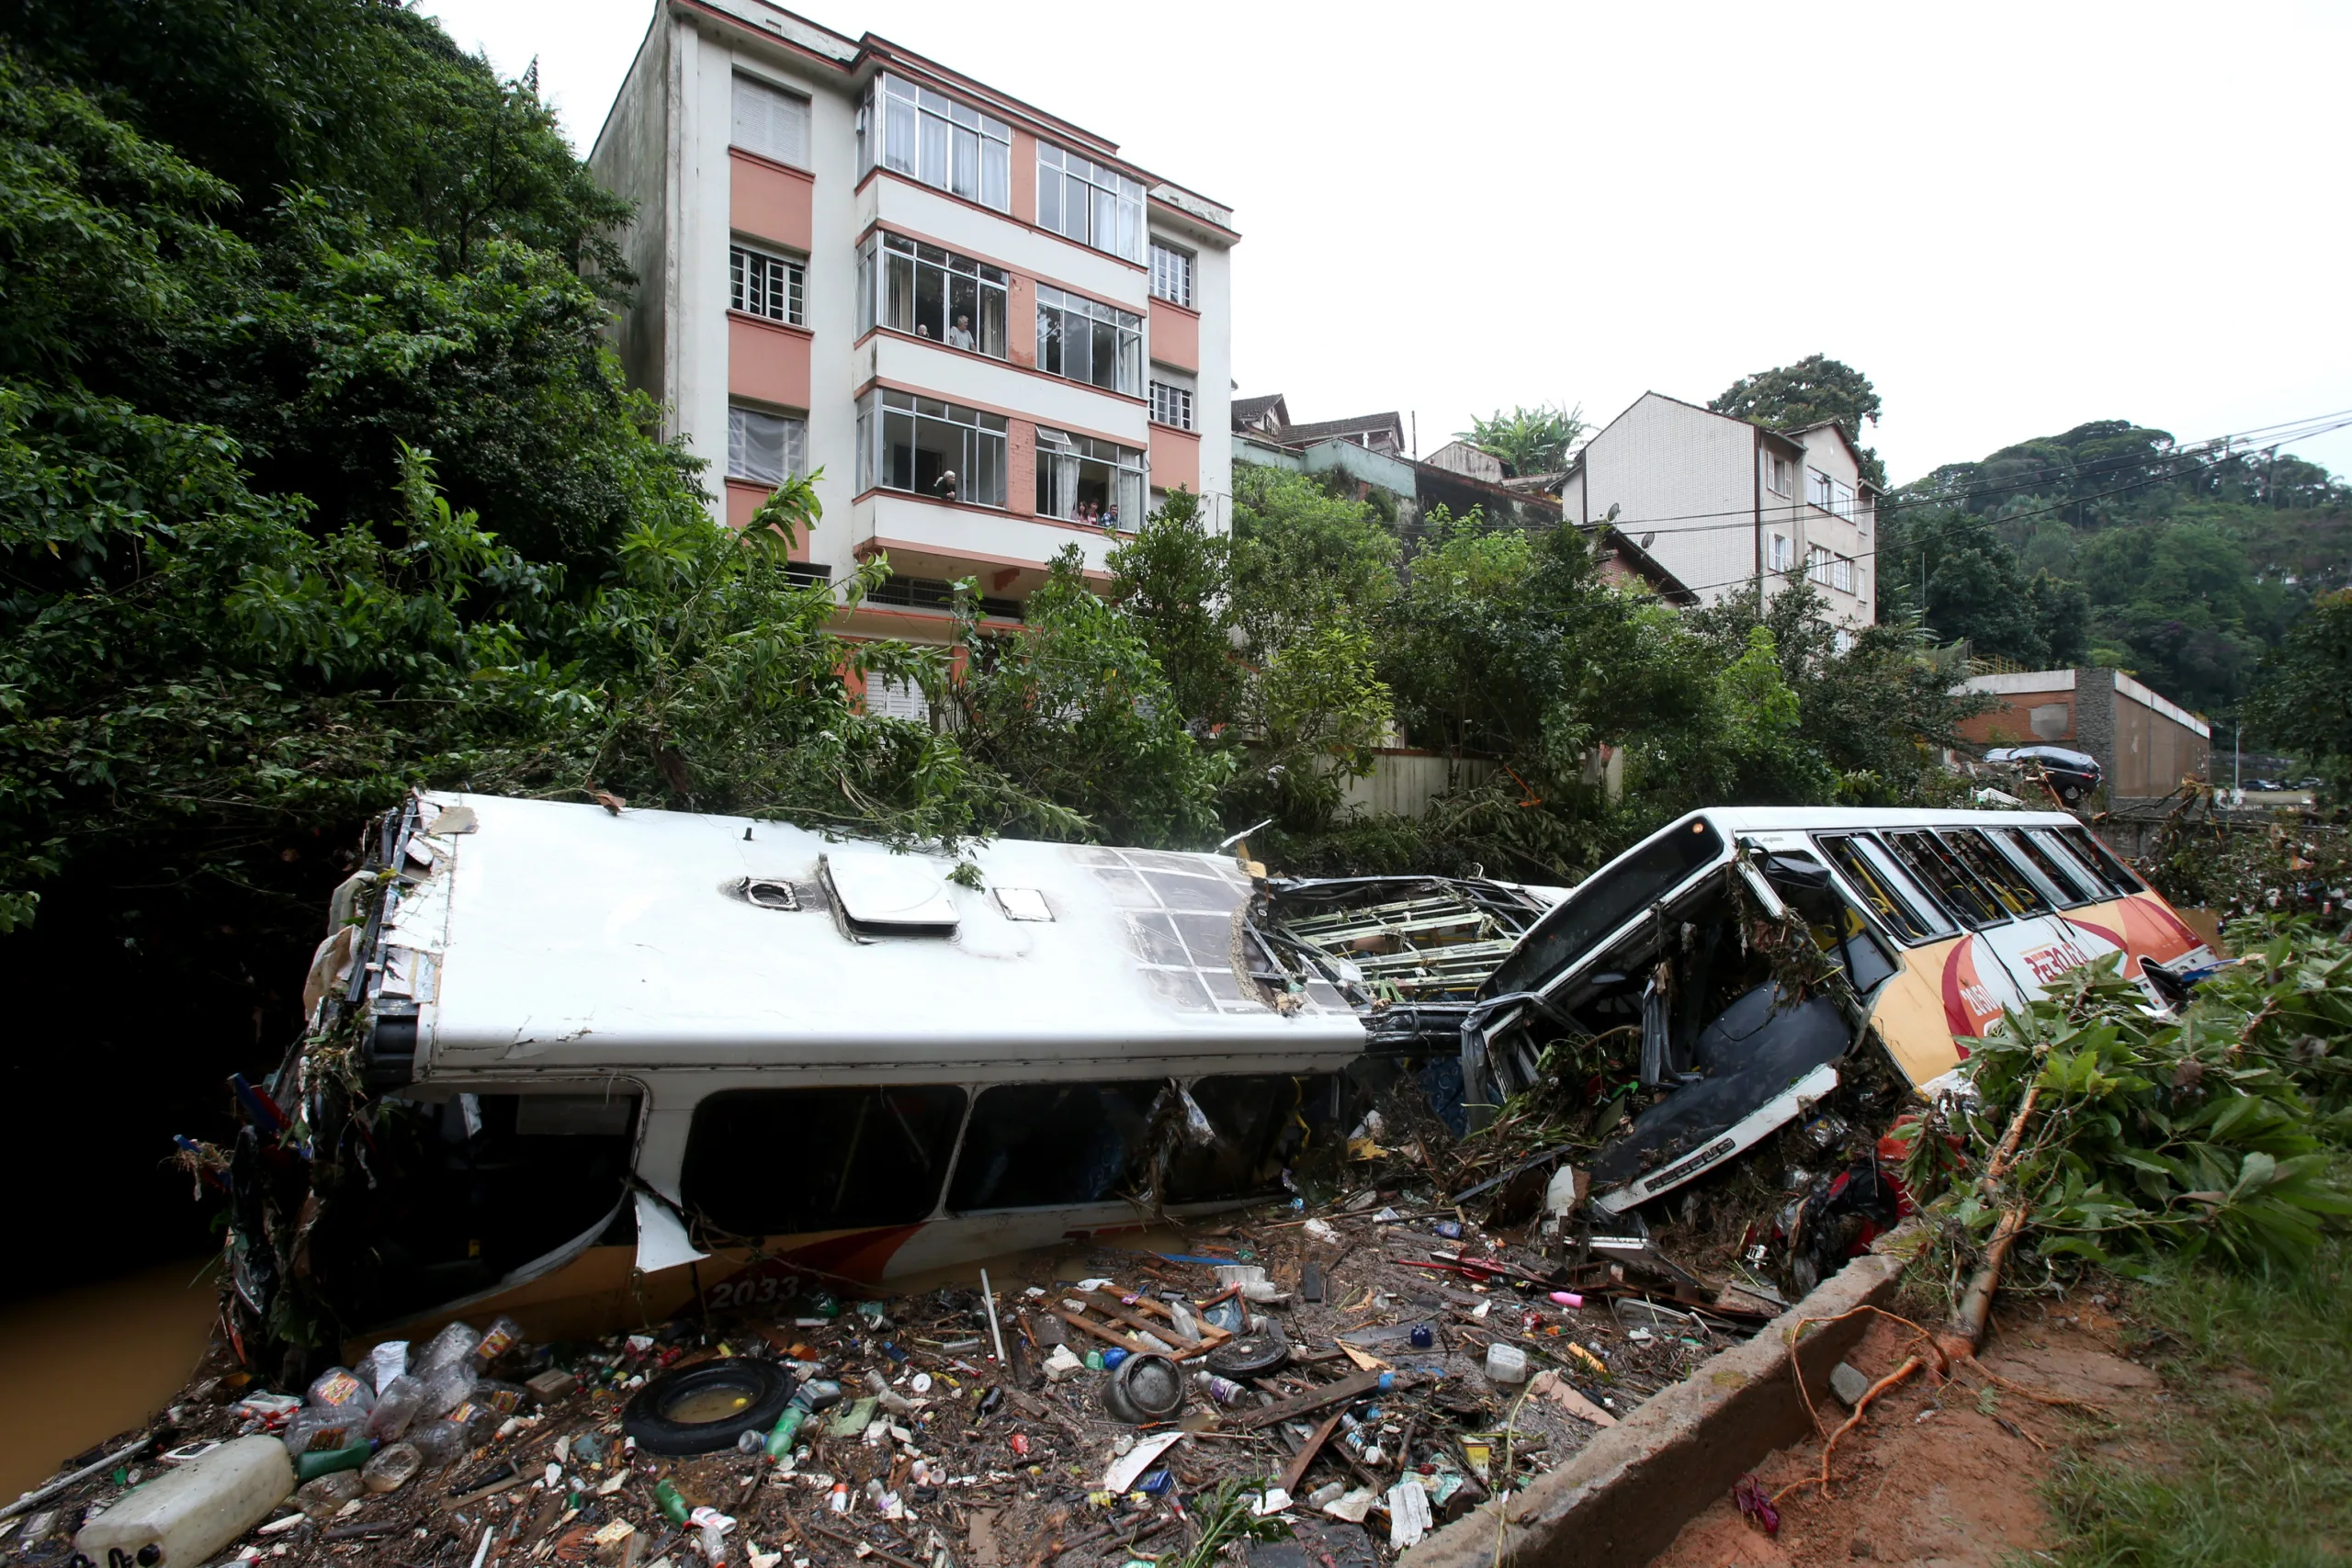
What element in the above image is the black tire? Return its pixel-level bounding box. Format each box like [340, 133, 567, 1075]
[622, 1358, 796, 1455]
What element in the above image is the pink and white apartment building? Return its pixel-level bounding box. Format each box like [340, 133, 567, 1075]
[590, 0, 1237, 660]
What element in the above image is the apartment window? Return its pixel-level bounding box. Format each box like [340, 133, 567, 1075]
[728, 404, 807, 487]
[731, 75, 809, 167]
[1765, 453, 1792, 496]
[1149, 241, 1193, 307]
[1149, 380, 1193, 431]
[865, 676, 932, 723]
[1831, 479, 1856, 519]
[857, 231, 1008, 357]
[1832, 555, 1854, 593]
[856, 389, 1007, 506]
[729, 244, 805, 326]
[1767, 533, 1793, 572]
[867, 573, 1020, 620]
[1035, 285, 1141, 395]
[860, 73, 1011, 211]
[1037, 143, 1145, 263]
[1807, 546, 1834, 585]
[1808, 467, 1835, 512]
[1035, 427, 1144, 529]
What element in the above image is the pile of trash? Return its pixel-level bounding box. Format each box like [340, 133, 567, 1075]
[2, 1186, 1795, 1568]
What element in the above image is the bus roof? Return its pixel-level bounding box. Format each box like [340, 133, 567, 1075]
[399, 793, 1363, 1079]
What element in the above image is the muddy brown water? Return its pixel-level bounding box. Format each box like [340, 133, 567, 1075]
[0, 1257, 219, 1502]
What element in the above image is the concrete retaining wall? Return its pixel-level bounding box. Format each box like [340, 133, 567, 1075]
[1400, 1244, 1906, 1568]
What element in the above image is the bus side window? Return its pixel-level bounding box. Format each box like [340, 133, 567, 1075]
[1881, 830, 2005, 929]
[1161, 1075, 1333, 1203]
[681, 1086, 966, 1238]
[2056, 826, 2145, 896]
[2024, 828, 2110, 902]
[1815, 833, 1951, 942]
[947, 1081, 1163, 1213]
[1939, 829, 2051, 918]
[1989, 827, 2096, 906]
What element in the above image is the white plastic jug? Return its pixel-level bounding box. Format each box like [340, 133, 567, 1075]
[74, 1435, 293, 1566]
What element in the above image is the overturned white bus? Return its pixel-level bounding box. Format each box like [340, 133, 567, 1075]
[223, 793, 2211, 1361]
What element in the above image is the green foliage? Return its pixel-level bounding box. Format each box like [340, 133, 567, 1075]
[1709, 354, 1885, 485]
[1229, 463, 1398, 651]
[1889, 418, 2348, 719]
[2248, 589, 2352, 794]
[946, 549, 1226, 849]
[1907, 936, 2352, 1287]
[1454, 402, 1588, 477]
[1104, 487, 1235, 730]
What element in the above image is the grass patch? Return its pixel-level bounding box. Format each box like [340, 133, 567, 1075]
[2041, 1233, 2352, 1565]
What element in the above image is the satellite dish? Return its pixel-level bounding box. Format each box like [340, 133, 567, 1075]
[1639, 532, 1656, 549]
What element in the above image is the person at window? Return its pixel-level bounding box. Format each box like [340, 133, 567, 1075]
[1101, 504, 1119, 531]
[932, 468, 958, 502]
[947, 314, 975, 350]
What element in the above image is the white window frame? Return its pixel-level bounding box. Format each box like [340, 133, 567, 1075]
[855, 389, 1008, 507]
[728, 404, 808, 488]
[730, 243, 805, 327]
[865, 675, 933, 724]
[1808, 467, 1835, 512]
[1832, 555, 1854, 593]
[1765, 453, 1792, 497]
[1035, 285, 1143, 395]
[1035, 427, 1145, 530]
[859, 73, 1011, 212]
[1149, 379, 1194, 431]
[1807, 545, 1834, 585]
[1149, 241, 1193, 307]
[1036, 142, 1145, 263]
[857, 231, 1008, 358]
[1768, 533, 1793, 572]
[1831, 479, 1856, 520]
[731, 74, 809, 167]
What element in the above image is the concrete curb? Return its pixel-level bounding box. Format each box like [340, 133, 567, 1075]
[1399, 1244, 1907, 1568]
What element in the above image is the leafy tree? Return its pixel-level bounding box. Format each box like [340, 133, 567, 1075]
[1455, 403, 1588, 477]
[1105, 487, 1234, 731]
[1709, 354, 1885, 486]
[1228, 465, 1398, 652]
[946, 549, 1225, 848]
[2248, 591, 2352, 794]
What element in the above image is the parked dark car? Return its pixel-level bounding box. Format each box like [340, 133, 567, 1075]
[1984, 745, 2102, 802]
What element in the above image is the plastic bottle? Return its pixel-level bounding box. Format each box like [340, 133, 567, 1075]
[294, 1438, 370, 1484]
[280, 1404, 368, 1461]
[472, 1379, 529, 1416]
[361, 1442, 423, 1494]
[763, 1376, 842, 1461]
[73, 1435, 293, 1568]
[363, 1340, 410, 1393]
[365, 1374, 428, 1442]
[294, 1469, 366, 1518]
[472, 1314, 527, 1369]
[1193, 1371, 1244, 1405]
[413, 1320, 482, 1375]
[1338, 1412, 1384, 1468]
[1485, 1343, 1529, 1384]
[416, 1359, 479, 1420]
[306, 1366, 377, 1415]
[654, 1478, 691, 1525]
[407, 1419, 471, 1468]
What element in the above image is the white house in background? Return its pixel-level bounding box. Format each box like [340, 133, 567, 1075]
[1559, 392, 1879, 630]
[589, 0, 1238, 690]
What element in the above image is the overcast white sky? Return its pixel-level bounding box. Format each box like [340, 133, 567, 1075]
[424, 0, 2352, 486]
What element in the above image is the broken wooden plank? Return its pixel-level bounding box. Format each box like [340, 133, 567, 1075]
[1277, 1410, 1346, 1497]
[1046, 1305, 1152, 1356]
[1231, 1369, 1387, 1431]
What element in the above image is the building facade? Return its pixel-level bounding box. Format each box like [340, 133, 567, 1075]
[1559, 392, 1879, 628]
[1958, 668, 2211, 803]
[591, 0, 1237, 660]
